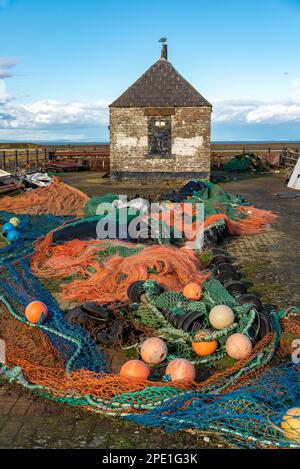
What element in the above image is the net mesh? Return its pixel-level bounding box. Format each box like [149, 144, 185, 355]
[126, 362, 300, 448]
[0, 178, 298, 449]
[31, 237, 211, 304]
[0, 177, 89, 216]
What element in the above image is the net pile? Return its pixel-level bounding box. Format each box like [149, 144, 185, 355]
[0, 177, 89, 216]
[0, 210, 68, 263]
[31, 238, 211, 303]
[127, 362, 300, 449]
[189, 181, 278, 235]
[132, 279, 260, 366]
[80, 180, 278, 237]
[222, 153, 266, 173]
[0, 275, 299, 449]
[0, 178, 299, 449]
[0, 260, 106, 372]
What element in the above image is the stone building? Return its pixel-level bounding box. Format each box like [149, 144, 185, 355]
[109, 44, 212, 179]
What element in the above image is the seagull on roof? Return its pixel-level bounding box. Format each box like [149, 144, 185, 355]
[159, 37, 167, 43]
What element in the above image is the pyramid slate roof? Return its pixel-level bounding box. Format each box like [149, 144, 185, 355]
[109, 58, 211, 108]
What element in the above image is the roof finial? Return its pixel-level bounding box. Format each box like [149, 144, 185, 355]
[158, 37, 168, 60]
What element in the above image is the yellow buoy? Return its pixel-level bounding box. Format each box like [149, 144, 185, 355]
[281, 408, 300, 441]
[9, 217, 21, 228]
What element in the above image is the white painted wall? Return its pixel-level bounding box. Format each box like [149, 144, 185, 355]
[172, 136, 204, 156]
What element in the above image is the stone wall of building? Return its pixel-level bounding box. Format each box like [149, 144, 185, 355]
[109, 106, 211, 179]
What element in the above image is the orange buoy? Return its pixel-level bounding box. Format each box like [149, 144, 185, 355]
[120, 360, 150, 380]
[25, 301, 48, 324]
[225, 333, 252, 360]
[281, 408, 300, 441]
[183, 282, 202, 300]
[165, 358, 196, 382]
[140, 337, 168, 365]
[192, 330, 218, 356]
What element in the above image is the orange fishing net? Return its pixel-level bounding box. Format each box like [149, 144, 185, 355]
[204, 206, 278, 235]
[31, 236, 211, 303]
[0, 301, 295, 407]
[31, 235, 135, 279]
[148, 203, 278, 237]
[0, 178, 89, 216]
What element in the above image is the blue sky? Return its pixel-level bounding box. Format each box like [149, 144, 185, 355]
[0, 0, 300, 142]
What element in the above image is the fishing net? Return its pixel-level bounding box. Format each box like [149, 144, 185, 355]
[0, 177, 89, 216]
[81, 180, 277, 237]
[0, 284, 298, 440]
[0, 260, 106, 372]
[0, 179, 298, 449]
[84, 193, 118, 217]
[222, 153, 266, 172]
[31, 238, 211, 303]
[148, 181, 277, 237]
[0, 211, 68, 263]
[126, 362, 300, 448]
[189, 181, 278, 235]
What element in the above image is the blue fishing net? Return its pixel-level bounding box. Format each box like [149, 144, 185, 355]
[126, 362, 300, 448]
[0, 211, 69, 263]
[0, 258, 106, 373]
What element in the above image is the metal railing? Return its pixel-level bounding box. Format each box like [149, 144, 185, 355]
[280, 148, 299, 168]
[0, 146, 110, 173]
[0, 148, 48, 172]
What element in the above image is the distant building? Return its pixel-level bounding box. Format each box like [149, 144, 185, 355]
[109, 43, 212, 179]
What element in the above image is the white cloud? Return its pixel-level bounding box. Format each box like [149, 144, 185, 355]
[0, 99, 109, 130]
[0, 57, 18, 79]
[0, 80, 6, 104]
[292, 79, 300, 102]
[0, 58, 18, 67]
[1, 78, 300, 141]
[213, 99, 300, 124]
[213, 79, 300, 124]
[246, 103, 300, 123]
[212, 100, 260, 123]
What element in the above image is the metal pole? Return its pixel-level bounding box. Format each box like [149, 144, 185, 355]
[2, 151, 5, 170]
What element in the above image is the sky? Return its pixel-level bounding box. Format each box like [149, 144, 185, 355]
[0, 0, 300, 142]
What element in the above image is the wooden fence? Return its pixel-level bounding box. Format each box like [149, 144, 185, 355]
[0, 145, 110, 172]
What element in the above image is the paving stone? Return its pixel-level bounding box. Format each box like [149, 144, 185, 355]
[9, 396, 32, 417]
[0, 416, 24, 447]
